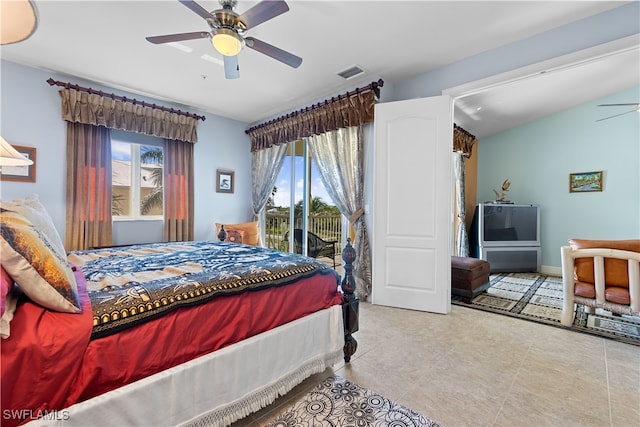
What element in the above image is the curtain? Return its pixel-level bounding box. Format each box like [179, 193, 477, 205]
[453, 124, 475, 157]
[251, 143, 288, 220]
[246, 88, 378, 296]
[308, 126, 372, 298]
[59, 89, 199, 143]
[247, 91, 376, 152]
[59, 88, 199, 246]
[453, 152, 469, 257]
[163, 139, 194, 242]
[452, 126, 477, 257]
[64, 123, 112, 251]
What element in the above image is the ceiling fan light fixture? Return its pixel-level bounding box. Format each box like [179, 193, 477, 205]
[212, 28, 242, 56]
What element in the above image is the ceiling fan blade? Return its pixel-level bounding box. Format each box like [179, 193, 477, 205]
[596, 109, 638, 122]
[245, 37, 302, 68]
[178, 0, 214, 20]
[146, 32, 210, 44]
[598, 103, 640, 107]
[224, 55, 240, 79]
[239, 0, 289, 29]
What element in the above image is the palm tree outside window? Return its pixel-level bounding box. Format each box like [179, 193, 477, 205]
[111, 138, 164, 218]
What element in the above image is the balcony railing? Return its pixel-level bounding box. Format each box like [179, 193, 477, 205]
[264, 212, 343, 254]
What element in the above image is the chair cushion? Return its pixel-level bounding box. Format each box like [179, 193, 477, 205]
[574, 280, 595, 299]
[574, 281, 630, 305]
[570, 239, 640, 288]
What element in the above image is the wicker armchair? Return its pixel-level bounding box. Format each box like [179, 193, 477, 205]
[284, 229, 337, 268]
[560, 239, 640, 326]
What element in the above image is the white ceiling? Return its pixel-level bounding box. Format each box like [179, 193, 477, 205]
[453, 44, 640, 137]
[1, 1, 638, 138]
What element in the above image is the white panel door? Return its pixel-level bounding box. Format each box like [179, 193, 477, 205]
[372, 96, 452, 314]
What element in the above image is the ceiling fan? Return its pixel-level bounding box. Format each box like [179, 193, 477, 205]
[146, 0, 302, 79]
[596, 102, 640, 122]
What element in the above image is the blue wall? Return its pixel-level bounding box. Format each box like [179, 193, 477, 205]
[0, 60, 253, 244]
[381, 2, 639, 271]
[1, 2, 638, 258]
[476, 85, 640, 270]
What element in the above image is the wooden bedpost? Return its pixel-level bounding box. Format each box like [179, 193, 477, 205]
[341, 238, 359, 362]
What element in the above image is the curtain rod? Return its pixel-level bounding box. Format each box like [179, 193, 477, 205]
[245, 79, 384, 134]
[46, 78, 206, 121]
[454, 123, 476, 139]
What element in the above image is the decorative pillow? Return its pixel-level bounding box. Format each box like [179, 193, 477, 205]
[216, 221, 262, 246]
[0, 194, 66, 259]
[1, 266, 13, 318]
[0, 287, 20, 339]
[225, 229, 244, 244]
[0, 208, 81, 313]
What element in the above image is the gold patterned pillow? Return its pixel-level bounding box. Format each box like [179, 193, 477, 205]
[1, 195, 66, 259]
[0, 208, 80, 313]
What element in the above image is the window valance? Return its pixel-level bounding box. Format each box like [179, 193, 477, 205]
[247, 90, 377, 152]
[59, 88, 199, 144]
[453, 124, 477, 158]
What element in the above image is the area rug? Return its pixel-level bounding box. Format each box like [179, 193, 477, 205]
[452, 272, 640, 346]
[266, 375, 442, 427]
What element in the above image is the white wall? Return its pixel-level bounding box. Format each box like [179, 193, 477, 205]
[0, 60, 253, 245]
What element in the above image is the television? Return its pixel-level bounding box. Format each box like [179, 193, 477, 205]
[470, 203, 540, 257]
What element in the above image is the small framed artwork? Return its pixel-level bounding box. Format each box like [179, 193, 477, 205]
[0, 145, 36, 183]
[216, 169, 234, 193]
[569, 171, 603, 193]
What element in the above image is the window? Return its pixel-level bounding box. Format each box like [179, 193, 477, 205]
[112, 136, 163, 219]
[264, 139, 342, 255]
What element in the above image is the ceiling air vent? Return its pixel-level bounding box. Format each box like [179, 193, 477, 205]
[337, 65, 365, 80]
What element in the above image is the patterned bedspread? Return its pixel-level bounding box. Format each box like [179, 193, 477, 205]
[68, 241, 339, 339]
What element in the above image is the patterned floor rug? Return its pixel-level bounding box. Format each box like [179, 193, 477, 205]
[452, 272, 640, 346]
[266, 375, 442, 427]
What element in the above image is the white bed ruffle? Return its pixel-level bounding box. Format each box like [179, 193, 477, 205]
[27, 305, 344, 427]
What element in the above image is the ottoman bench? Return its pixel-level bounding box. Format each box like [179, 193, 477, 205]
[451, 256, 491, 303]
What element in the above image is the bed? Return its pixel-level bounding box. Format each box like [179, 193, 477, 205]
[0, 200, 358, 427]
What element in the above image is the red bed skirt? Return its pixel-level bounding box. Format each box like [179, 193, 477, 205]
[1, 268, 342, 426]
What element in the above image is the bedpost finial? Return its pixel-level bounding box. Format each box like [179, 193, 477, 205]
[341, 238, 356, 295]
[218, 224, 228, 242]
[342, 237, 356, 265]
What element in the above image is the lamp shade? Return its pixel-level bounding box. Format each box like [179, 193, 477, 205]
[1, 0, 38, 45]
[212, 29, 243, 57]
[0, 137, 33, 166]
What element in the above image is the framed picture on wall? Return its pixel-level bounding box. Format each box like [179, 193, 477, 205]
[569, 171, 603, 193]
[216, 169, 234, 194]
[0, 145, 36, 182]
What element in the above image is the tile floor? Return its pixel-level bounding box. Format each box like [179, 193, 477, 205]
[232, 302, 640, 427]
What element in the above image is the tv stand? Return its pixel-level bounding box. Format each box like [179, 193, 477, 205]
[479, 246, 541, 273]
[470, 203, 541, 273]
